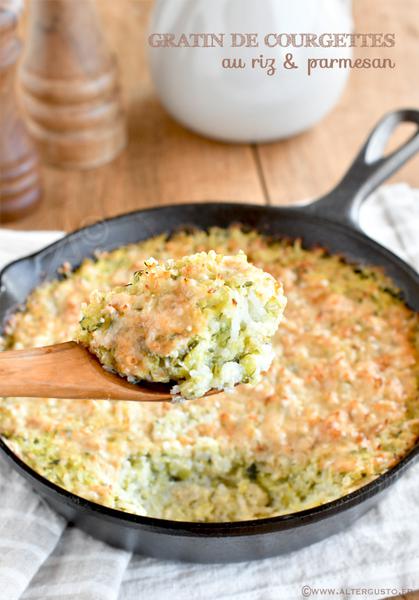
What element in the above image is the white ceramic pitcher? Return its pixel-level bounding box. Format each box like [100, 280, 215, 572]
[148, 0, 353, 142]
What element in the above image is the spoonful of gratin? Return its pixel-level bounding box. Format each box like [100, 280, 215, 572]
[0, 251, 286, 402]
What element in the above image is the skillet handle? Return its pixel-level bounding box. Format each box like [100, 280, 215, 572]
[307, 108, 419, 228]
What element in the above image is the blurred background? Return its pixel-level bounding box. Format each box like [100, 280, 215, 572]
[5, 0, 418, 230]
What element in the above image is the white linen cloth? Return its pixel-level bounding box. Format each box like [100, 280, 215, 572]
[0, 183, 418, 600]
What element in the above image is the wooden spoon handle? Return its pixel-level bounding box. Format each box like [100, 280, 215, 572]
[0, 341, 170, 401]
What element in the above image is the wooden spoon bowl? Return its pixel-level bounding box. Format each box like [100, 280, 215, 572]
[0, 342, 188, 401]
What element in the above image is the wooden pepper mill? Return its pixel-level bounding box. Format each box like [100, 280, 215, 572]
[19, 0, 126, 169]
[0, 0, 41, 223]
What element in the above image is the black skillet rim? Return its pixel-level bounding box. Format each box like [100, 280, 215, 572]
[0, 201, 418, 537]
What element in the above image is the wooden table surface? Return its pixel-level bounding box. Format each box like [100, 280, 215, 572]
[4, 3, 419, 596]
[7, 0, 419, 232]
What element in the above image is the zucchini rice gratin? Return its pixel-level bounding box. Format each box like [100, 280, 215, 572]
[1, 226, 418, 522]
[77, 251, 286, 400]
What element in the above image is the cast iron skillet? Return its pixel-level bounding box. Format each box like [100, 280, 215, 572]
[1, 109, 419, 563]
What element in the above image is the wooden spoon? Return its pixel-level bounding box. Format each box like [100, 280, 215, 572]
[0, 341, 188, 401]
